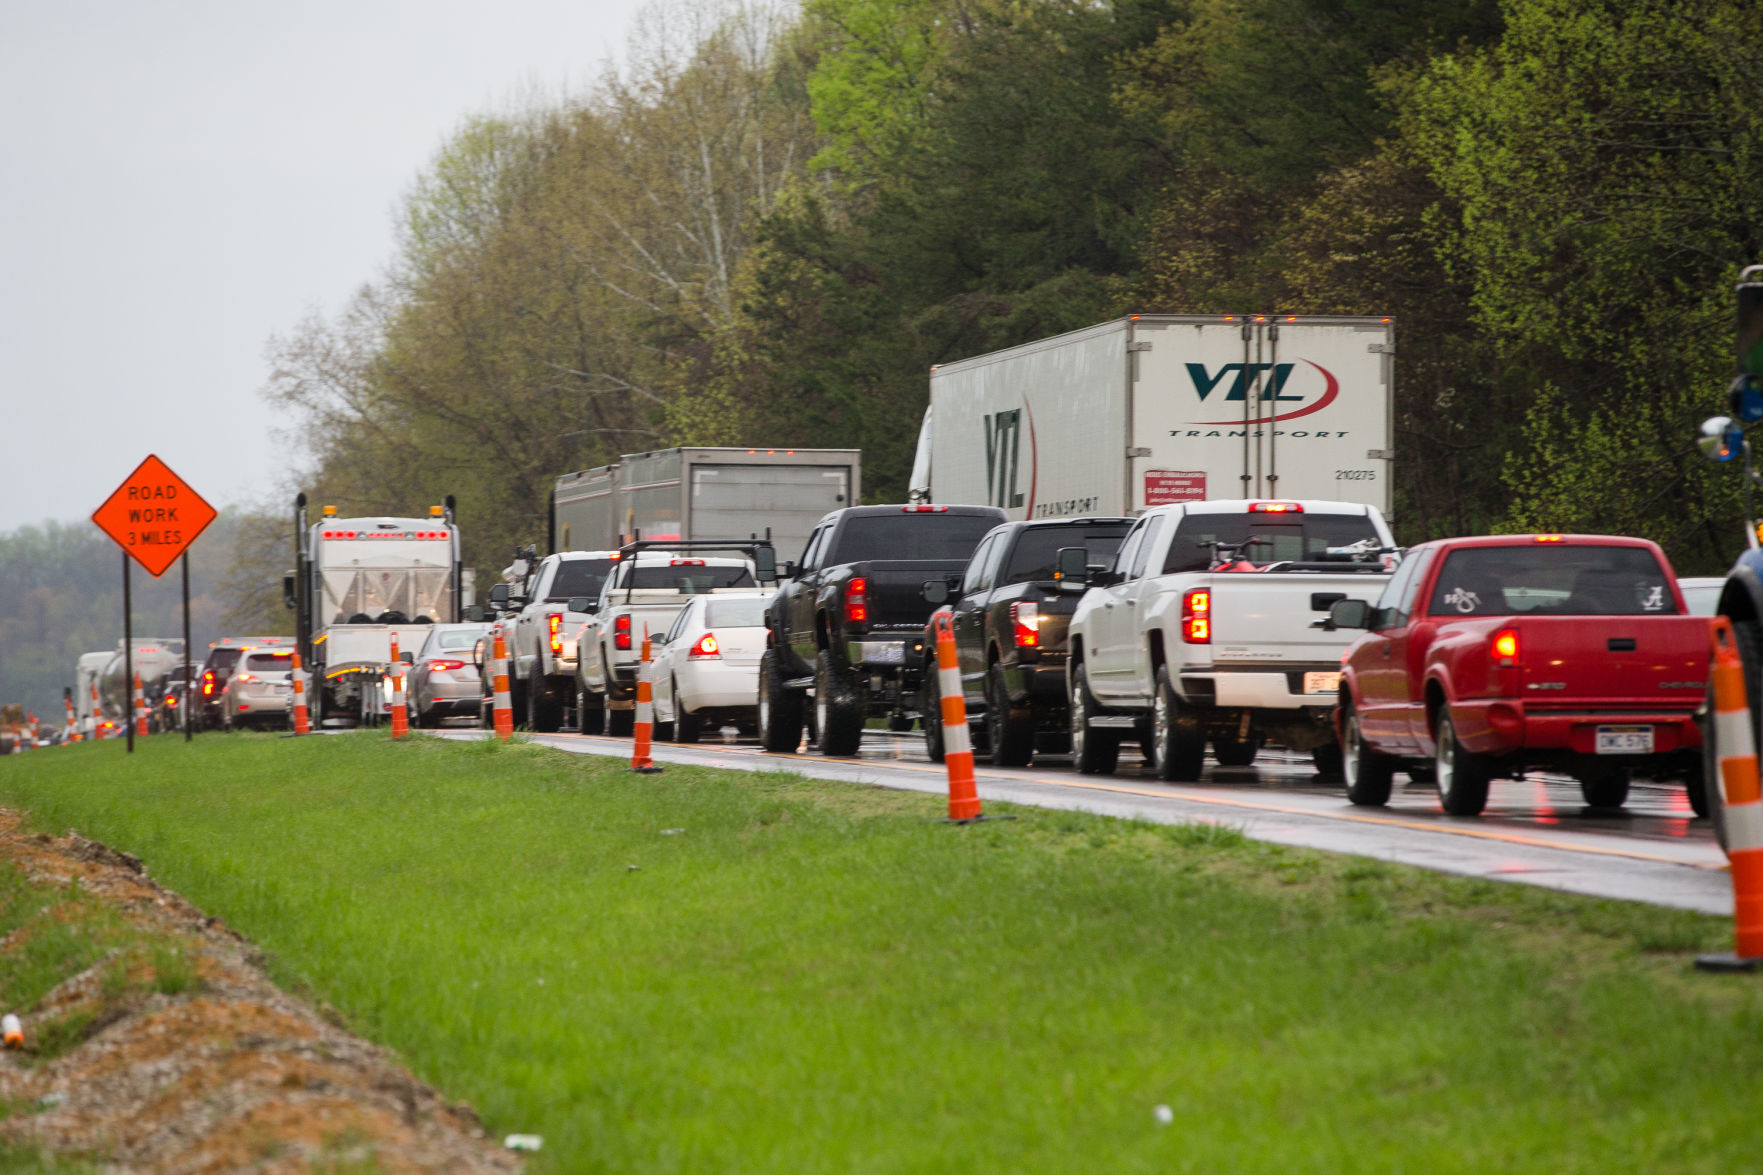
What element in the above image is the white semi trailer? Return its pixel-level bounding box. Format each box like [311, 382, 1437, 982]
[912, 314, 1394, 519]
[552, 446, 861, 564]
[285, 495, 463, 726]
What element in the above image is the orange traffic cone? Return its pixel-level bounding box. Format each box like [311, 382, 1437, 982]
[389, 633, 408, 740]
[290, 651, 311, 735]
[132, 674, 148, 738]
[931, 613, 982, 821]
[1699, 617, 1763, 971]
[631, 626, 662, 774]
[491, 628, 514, 741]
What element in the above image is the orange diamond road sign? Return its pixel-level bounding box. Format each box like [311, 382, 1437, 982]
[90, 454, 218, 578]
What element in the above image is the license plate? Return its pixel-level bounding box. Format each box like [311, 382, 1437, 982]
[1595, 725, 1654, 754]
[868, 645, 904, 665]
[1303, 672, 1341, 695]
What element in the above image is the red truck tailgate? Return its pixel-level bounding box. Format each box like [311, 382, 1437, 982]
[1512, 616, 1707, 708]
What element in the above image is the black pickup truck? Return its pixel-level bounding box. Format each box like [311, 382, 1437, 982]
[920, 517, 1133, 766]
[759, 504, 1007, 755]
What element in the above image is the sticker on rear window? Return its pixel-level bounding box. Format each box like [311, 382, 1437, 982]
[1442, 587, 1481, 614]
[1641, 585, 1665, 611]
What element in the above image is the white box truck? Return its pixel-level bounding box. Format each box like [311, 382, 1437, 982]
[551, 446, 861, 561]
[912, 315, 1393, 519]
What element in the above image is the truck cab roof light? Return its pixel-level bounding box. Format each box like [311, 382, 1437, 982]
[669, 559, 706, 566]
[1249, 502, 1303, 513]
[1532, 534, 1565, 543]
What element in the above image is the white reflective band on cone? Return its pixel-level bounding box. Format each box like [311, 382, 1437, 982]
[1716, 710, 1757, 761]
[1730, 801, 1763, 853]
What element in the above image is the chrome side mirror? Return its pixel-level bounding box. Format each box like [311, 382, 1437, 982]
[1698, 415, 1744, 463]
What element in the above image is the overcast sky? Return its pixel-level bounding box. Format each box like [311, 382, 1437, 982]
[0, 0, 649, 535]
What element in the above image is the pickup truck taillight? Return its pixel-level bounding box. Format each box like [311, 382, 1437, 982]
[1181, 588, 1211, 644]
[1492, 627, 1519, 666]
[614, 615, 632, 651]
[845, 577, 869, 625]
[1011, 602, 1039, 647]
[549, 613, 563, 655]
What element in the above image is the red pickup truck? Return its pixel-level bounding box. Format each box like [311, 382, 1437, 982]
[1328, 534, 1706, 816]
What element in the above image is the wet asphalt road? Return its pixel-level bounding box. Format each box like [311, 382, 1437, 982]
[434, 723, 1732, 916]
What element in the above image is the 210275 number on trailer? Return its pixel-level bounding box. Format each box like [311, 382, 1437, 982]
[1335, 470, 1376, 481]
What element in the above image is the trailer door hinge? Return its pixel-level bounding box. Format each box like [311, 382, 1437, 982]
[1126, 447, 1152, 458]
[1366, 449, 1394, 460]
[1367, 343, 1394, 355]
[1127, 341, 1152, 352]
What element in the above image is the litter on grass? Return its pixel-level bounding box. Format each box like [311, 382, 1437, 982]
[504, 1134, 544, 1151]
[1153, 1105, 1174, 1125]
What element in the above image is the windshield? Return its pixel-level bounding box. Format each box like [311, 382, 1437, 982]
[551, 559, 615, 602]
[1427, 546, 1676, 617]
[615, 563, 755, 592]
[1004, 525, 1130, 584]
[827, 514, 998, 563]
[704, 597, 770, 627]
[1163, 513, 1382, 573]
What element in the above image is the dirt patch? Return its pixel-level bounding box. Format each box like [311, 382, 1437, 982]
[0, 810, 520, 1173]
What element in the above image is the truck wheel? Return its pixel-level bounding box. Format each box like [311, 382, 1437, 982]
[1212, 735, 1263, 768]
[1435, 711, 1492, 816]
[575, 682, 603, 734]
[606, 707, 635, 737]
[986, 663, 1034, 767]
[758, 649, 803, 753]
[1069, 664, 1119, 776]
[814, 650, 865, 757]
[1577, 767, 1630, 809]
[528, 672, 563, 733]
[1684, 760, 1709, 819]
[920, 671, 947, 764]
[673, 685, 702, 744]
[1341, 703, 1394, 807]
[1150, 666, 1205, 782]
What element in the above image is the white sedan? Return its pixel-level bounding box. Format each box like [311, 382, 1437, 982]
[651, 593, 772, 741]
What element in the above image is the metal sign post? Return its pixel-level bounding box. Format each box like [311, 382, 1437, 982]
[90, 455, 218, 755]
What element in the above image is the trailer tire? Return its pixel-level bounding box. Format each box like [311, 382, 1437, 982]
[986, 663, 1034, 767]
[814, 650, 864, 757]
[1069, 664, 1119, 776]
[1150, 667, 1205, 782]
[1577, 766, 1630, 810]
[758, 649, 803, 753]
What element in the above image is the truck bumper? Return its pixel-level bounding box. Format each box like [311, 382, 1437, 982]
[1448, 700, 1702, 759]
[1180, 666, 1342, 709]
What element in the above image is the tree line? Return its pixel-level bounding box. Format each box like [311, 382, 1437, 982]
[263, 0, 1763, 583]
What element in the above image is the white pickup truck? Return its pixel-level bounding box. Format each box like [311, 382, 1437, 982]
[574, 544, 773, 735]
[489, 550, 620, 731]
[1064, 499, 1396, 779]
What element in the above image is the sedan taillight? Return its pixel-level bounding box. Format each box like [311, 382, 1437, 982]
[689, 633, 721, 659]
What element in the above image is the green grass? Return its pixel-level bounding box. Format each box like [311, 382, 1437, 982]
[1, 733, 1760, 1173]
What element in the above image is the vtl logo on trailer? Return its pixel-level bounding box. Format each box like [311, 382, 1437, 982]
[984, 407, 1033, 509]
[1185, 360, 1340, 426]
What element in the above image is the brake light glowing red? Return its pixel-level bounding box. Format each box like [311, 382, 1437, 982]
[690, 633, 721, 659]
[236, 673, 256, 684]
[1011, 601, 1039, 648]
[1182, 588, 1211, 644]
[1249, 502, 1303, 514]
[549, 613, 563, 655]
[901, 505, 948, 512]
[428, 659, 466, 672]
[670, 559, 706, 566]
[1492, 628, 1519, 665]
[201, 673, 215, 696]
[845, 577, 868, 625]
[615, 615, 632, 651]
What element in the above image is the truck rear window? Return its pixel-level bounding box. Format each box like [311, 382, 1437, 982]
[1162, 514, 1382, 573]
[829, 515, 999, 563]
[620, 565, 755, 592]
[1004, 526, 1130, 584]
[243, 652, 294, 672]
[1427, 546, 1676, 617]
[550, 559, 614, 601]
